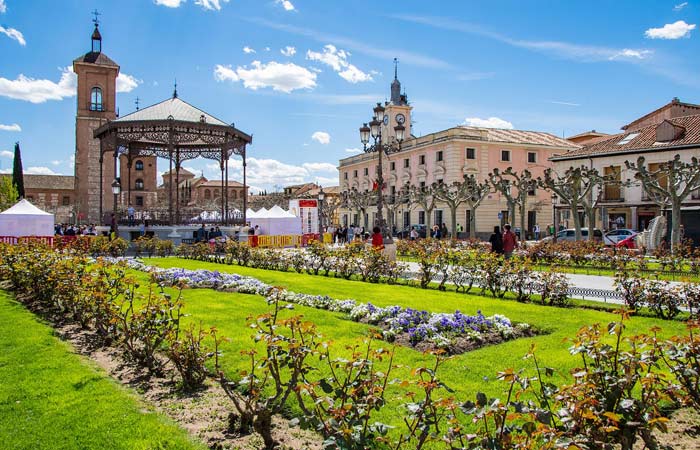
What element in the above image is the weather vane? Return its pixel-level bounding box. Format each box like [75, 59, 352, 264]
[92, 9, 101, 26]
[135, 97, 140, 111]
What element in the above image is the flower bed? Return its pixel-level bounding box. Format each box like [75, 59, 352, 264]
[134, 261, 535, 354]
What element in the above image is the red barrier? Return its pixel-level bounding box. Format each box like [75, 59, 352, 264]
[0, 236, 55, 246]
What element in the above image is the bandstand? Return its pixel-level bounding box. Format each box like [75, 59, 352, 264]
[94, 91, 252, 225]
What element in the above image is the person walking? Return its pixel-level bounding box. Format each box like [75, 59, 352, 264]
[441, 223, 449, 240]
[489, 225, 504, 254]
[127, 204, 135, 227]
[410, 226, 419, 241]
[534, 224, 540, 241]
[502, 224, 518, 259]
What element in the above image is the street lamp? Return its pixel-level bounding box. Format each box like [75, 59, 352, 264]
[359, 102, 405, 244]
[111, 178, 121, 215]
[317, 186, 325, 235]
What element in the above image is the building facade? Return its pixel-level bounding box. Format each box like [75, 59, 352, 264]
[338, 76, 577, 238]
[0, 174, 76, 223]
[552, 104, 700, 235]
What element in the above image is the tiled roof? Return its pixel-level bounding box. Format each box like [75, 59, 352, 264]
[551, 114, 700, 161]
[0, 174, 74, 190]
[114, 97, 229, 126]
[458, 126, 577, 148]
[73, 51, 118, 67]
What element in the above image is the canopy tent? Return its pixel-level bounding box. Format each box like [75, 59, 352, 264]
[248, 207, 301, 235]
[192, 209, 241, 221]
[0, 199, 55, 237]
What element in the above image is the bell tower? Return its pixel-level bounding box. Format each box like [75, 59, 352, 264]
[382, 58, 412, 141]
[73, 14, 119, 223]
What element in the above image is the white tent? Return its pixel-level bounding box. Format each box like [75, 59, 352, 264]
[249, 207, 301, 235]
[0, 199, 55, 237]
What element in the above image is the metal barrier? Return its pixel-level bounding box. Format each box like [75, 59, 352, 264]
[0, 236, 55, 245]
[248, 233, 332, 248]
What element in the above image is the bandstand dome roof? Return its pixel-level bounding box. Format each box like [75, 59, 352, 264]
[113, 97, 230, 127]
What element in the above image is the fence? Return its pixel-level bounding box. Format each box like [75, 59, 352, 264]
[0, 236, 55, 245]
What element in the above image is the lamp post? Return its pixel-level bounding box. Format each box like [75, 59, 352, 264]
[317, 186, 325, 236]
[111, 178, 121, 216]
[359, 103, 405, 244]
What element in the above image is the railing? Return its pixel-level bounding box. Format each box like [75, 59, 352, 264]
[0, 236, 55, 245]
[246, 233, 332, 248]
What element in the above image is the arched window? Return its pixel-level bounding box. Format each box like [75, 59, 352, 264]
[135, 179, 144, 190]
[213, 189, 220, 198]
[230, 190, 237, 200]
[90, 87, 103, 111]
[204, 189, 211, 200]
[134, 160, 144, 171]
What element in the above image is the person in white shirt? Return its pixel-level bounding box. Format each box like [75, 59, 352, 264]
[410, 227, 419, 240]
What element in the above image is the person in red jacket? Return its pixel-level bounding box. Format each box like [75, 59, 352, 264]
[502, 224, 518, 259]
[371, 226, 384, 250]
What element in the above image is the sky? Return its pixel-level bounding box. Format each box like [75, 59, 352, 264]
[0, 0, 698, 192]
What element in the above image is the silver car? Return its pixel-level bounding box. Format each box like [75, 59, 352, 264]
[543, 228, 603, 242]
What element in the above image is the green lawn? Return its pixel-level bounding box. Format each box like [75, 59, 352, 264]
[143, 257, 690, 432]
[0, 291, 205, 450]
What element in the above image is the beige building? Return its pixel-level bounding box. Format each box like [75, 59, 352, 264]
[0, 174, 76, 223]
[338, 75, 577, 238]
[553, 100, 700, 236]
[159, 168, 246, 207]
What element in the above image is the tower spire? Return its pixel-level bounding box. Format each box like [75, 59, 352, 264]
[173, 79, 178, 99]
[91, 10, 102, 53]
[394, 58, 398, 80]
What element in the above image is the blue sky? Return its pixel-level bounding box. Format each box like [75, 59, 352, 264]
[0, 0, 698, 192]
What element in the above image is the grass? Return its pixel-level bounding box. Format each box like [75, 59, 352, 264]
[0, 290, 205, 450]
[143, 257, 690, 433]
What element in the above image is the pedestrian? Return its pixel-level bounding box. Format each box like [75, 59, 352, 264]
[127, 204, 135, 227]
[456, 223, 463, 238]
[489, 225, 504, 254]
[196, 223, 207, 242]
[548, 223, 555, 237]
[410, 226, 419, 241]
[441, 223, 449, 239]
[347, 224, 355, 242]
[254, 225, 261, 236]
[431, 225, 441, 239]
[534, 224, 540, 241]
[502, 224, 518, 259]
[371, 226, 384, 250]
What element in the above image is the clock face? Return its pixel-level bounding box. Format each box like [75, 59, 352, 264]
[395, 113, 406, 125]
[383, 115, 389, 126]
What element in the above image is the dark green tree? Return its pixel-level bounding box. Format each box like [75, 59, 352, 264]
[12, 142, 25, 199]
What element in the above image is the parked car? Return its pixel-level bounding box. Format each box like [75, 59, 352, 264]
[615, 233, 638, 249]
[603, 228, 636, 246]
[542, 228, 603, 242]
[396, 224, 427, 239]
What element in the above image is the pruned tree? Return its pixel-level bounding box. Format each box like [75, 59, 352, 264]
[383, 182, 412, 234]
[12, 142, 24, 199]
[342, 188, 375, 227]
[410, 183, 437, 232]
[489, 167, 537, 239]
[432, 175, 490, 239]
[626, 155, 700, 251]
[538, 166, 609, 241]
[320, 194, 342, 227]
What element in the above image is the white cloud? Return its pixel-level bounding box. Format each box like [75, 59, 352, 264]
[645, 21, 696, 39]
[275, 0, 295, 11]
[345, 148, 362, 153]
[311, 131, 331, 144]
[0, 123, 21, 132]
[0, 67, 140, 103]
[264, 46, 271, 51]
[25, 166, 58, 175]
[549, 100, 580, 107]
[194, 0, 229, 10]
[609, 49, 653, 60]
[306, 45, 373, 83]
[116, 73, 141, 93]
[51, 160, 61, 166]
[463, 117, 514, 129]
[674, 2, 688, 11]
[154, 0, 185, 7]
[302, 162, 336, 172]
[0, 150, 13, 158]
[0, 66, 75, 103]
[69, 154, 75, 168]
[0, 26, 26, 46]
[225, 156, 338, 189]
[280, 46, 296, 57]
[214, 61, 316, 93]
[243, 46, 256, 54]
[0, 0, 6, 13]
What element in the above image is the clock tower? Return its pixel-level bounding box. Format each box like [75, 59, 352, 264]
[381, 59, 412, 142]
[73, 20, 119, 223]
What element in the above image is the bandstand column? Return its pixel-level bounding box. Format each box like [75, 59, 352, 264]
[99, 141, 104, 223]
[242, 150, 247, 226]
[175, 149, 181, 225]
[224, 154, 229, 226]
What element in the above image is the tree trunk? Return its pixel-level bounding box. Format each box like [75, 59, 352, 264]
[585, 206, 596, 241]
[469, 206, 477, 239]
[508, 201, 516, 227]
[671, 200, 682, 254]
[519, 198, 527, 242]
[254, 410, 276, 449]
[571, 200, 583, 241]
[450, 205, 458, 240]
[425, 207, 433, 234]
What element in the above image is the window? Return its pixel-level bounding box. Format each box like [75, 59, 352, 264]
[135, 196, 144, 207]
[693, 188, 700, 200]
[404, 158, 410, 168]
[214, 189, 220, 198]
[135, 179, 144, 190]
[135, 160, 144, 171]
[27, 195, 34, 201]
[437, 178, 443, 184]
[90, 87, 103, 111]
[617, 132, 639, 145]
[528, 187, 536, 196]
[390, 161, 395, 171]
[436, 151, 443, 162]
[527, 152, 537, 163]
[344, 172, 348, 179]
[364, 167, 369, 176]
[465, 210, 471, 233]
[604, 166, 622, 201]
[353, 170, 358, 178]
[419, 155, 426, 165]
[420, 181, 426, 188]
[501, 150, 510, 162]
[435, 210, 443, 227]
[62, 196, 70, 206]
[204, 189, 211, 200]
[403, 211, 410, 228]
[466, 148, 476, 160]
[418, 211, 425, 225]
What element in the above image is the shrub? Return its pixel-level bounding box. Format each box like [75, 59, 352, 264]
[165, 322, 214, 391]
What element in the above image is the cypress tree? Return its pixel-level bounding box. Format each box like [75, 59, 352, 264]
[12, 142, 25, 199]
